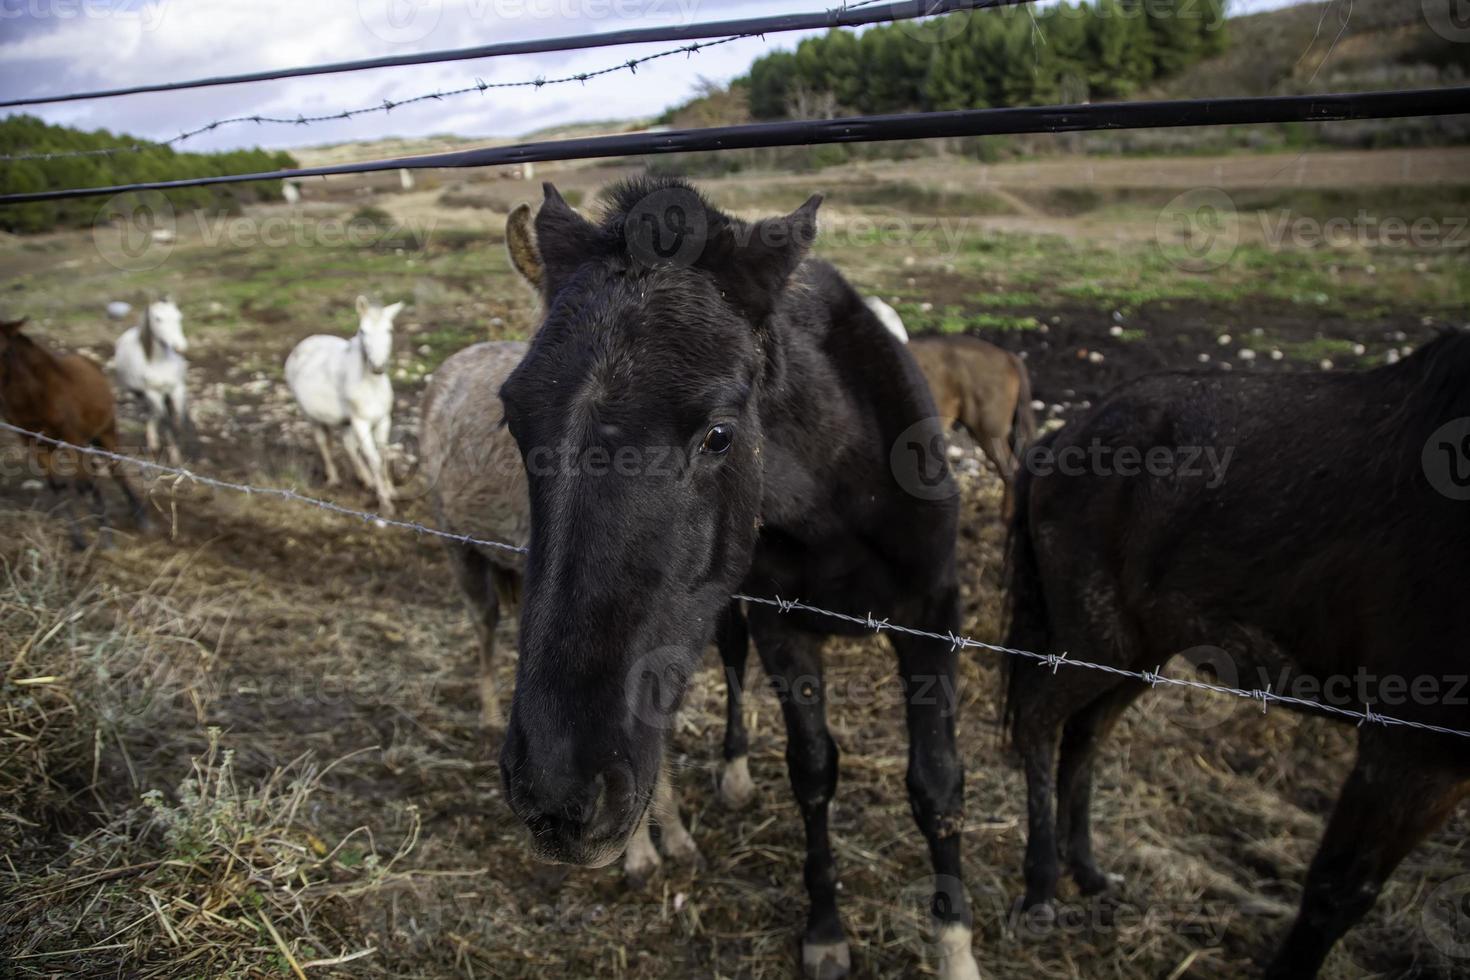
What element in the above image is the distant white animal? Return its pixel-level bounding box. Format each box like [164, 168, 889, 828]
[106, 300, 132, 320]
[114, 297, 193, 463]
[864, 295, 909, 343]
[285, 296, 402, 515]
[282, 181, 301, 205]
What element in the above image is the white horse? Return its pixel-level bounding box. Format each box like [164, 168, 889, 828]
[285, 296, 401, 515]
[114, 297, 193, 463]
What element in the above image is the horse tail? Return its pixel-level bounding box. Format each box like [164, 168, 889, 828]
[1000, 430, 1051, 751]
[1009, 353, 1038, 460]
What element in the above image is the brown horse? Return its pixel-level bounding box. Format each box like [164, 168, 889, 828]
[908, 334, 1037, 491]
[0, 318, 149, 547]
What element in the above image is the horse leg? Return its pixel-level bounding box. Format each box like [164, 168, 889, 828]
[887, 594, 980, 980]
[748, 609, 848, 979]
[340, 425, 371, 488]
[312, 425, 341, 487]
[84, 472, 113, 550]
[160, 392, 184, 465]
[97, 425, 151, 532]
[143, 390, 165, 456]
[1264, 733, 1469, 979]
[622, 802, 661, 887]
[622, 756, 697, 885]
[349, 417, 393, 515]
[373, 413, 396, 499]
[445, 544, 502, 728]
[36, 446, 87, 549]
[651, 761, 699, 864]
[1013, 667, 1067, 917]
[717, 601, 756, 809]
[165, 384, 194, 460]
[979, 432, 1018, 487]
[1054, 681, 1144, 895]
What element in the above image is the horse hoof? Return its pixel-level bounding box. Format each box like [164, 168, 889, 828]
[934, 924, 981, 980]
[1010, 896, 1056, 939]
[1074, 866, 1125, 896]
[661, 830, 700, 866]
[719, 755, 755, 810]
[802, 938, 850, 980]
[622, 852, 661, 890]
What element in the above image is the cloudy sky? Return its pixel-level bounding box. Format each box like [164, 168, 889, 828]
[2, 0, 1306, 154]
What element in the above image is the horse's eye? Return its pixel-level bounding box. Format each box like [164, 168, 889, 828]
[700, 423, 734, 456]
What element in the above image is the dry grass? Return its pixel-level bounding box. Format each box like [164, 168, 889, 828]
[4, 450, 1465, 979]
[0, 515, 421, 977]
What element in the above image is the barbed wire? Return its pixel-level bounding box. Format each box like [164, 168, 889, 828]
[0, 0, 1008, 164]
[0, 34, 756, 163]
[3, 419, 1467, 742]
[3, 0, 983, 110]
[0, 420, 526, 556]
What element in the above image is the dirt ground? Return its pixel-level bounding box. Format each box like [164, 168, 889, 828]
[2, 148, 1469, 979]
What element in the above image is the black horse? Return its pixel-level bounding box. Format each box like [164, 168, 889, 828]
[496, 177, 980, 980]
[1003, 331, 1470, 977]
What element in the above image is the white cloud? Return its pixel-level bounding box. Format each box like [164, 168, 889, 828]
[1, 0, 811, 152]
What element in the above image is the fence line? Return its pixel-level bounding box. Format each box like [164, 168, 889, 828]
[2, 0, 1046, 164]
[0, 35, 753, 164]
[0, 0, 994, 110]
[0, 420, 526, 557]
[3, 419, 1467, 743]
[5, 85, 1468, 205]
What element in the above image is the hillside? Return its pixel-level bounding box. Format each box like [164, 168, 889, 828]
[0, 115, 297, 234]
[656, 0, 1466, 160]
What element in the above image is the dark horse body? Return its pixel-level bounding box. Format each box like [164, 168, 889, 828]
[1004, 333, 1470, 977]
[0, 318, 149, 547]
[496, 178, 979, 979]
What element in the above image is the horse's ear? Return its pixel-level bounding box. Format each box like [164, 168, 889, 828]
[0, 318, 26, 336]
[534, 183, 601, 294]
[382, 301, 404, 321]
[705, 194, 822, 325]
[355, 295, 371, 317]
[506, 203, 544, 295]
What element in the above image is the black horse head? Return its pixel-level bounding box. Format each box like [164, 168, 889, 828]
[498, 178, 820, 865]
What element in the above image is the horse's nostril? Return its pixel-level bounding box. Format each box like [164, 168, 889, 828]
[572, 773, 607, 826]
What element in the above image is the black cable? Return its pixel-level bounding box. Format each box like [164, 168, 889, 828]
[0, 0, 1020, 109]
[4, 86, 1465, 206]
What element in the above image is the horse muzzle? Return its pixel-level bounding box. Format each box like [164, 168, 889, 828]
[499, 729, 643, 866]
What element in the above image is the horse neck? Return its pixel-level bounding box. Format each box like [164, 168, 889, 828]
[141, 318, 169, 360]
[349, 330, 371, 374]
